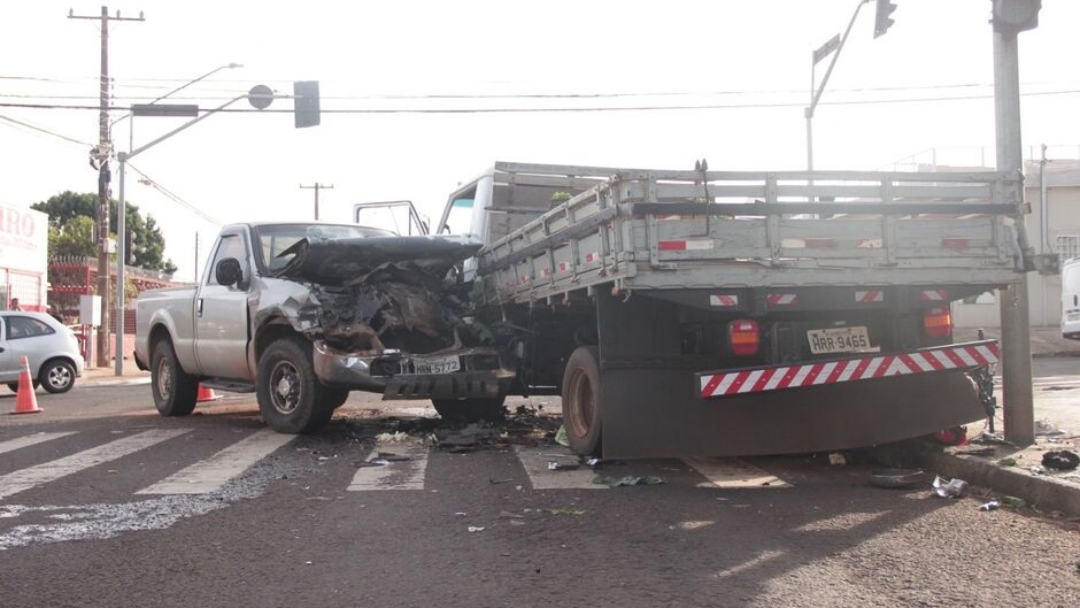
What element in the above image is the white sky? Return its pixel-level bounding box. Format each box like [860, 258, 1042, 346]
[2, 0, 1078, 282]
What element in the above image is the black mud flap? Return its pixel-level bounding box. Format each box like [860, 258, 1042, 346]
[599, 368, 984, 460]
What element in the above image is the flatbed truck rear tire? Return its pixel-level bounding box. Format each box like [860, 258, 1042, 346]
[561, 346, 602, 456]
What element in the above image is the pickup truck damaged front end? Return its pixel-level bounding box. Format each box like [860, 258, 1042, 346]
[266, 234, 515, 399]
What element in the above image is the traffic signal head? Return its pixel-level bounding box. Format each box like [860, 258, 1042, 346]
[294, 81, 321, 129]
[874, 0, 898, 38]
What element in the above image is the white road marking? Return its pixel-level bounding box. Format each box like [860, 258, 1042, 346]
[514, 446, 605, 490]
[0, 432, 77, 456]
[136, 429, 296, 495]
[348, 439, 429, 491]
[0, 429, 190, 500]
[684, 457, 790, 489]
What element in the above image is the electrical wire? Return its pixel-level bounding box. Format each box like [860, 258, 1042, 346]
[0, 113, 95, 147]
[124, 162, 225, 227]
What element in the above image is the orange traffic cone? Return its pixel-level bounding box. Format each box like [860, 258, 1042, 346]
[12, 356, 42, 415]
[197, 384, 220, 402]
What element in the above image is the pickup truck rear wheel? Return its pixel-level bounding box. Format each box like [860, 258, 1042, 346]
[257, 336, 335, 434]
[151, 340, 199, 417]
[561, 346, 602, 456]
[431, 396, 507, 423]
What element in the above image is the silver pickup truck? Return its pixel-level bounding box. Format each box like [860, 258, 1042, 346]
[134, 222, 514, 434]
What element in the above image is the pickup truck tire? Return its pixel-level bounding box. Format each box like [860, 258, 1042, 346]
[151, 340, 199, 417]
[561, 346, 602, 456]
[256, 336, 335, 434]
[431, 396, 507, 424]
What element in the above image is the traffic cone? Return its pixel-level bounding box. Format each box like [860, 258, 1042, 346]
[197, 384, 220, 402]
[12, 356, 42, 415]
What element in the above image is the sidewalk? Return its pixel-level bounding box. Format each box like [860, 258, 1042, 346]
[81, 364, 151, 386]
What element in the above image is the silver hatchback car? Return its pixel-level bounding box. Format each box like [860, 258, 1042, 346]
[0, 311, 85, 394]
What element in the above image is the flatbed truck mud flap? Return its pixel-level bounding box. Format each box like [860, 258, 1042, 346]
[599, 341, 999, 460]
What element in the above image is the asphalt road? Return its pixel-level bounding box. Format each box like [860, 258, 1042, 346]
[1, 368, 1078, 608]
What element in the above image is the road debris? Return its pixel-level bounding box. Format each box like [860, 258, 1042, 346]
[869, 468, 925, 489]
[467, 526, 485, 533]
[1000, 495, 1026, 509]
[375, 431, 409, 443]
[548, 461, 580, 471]
[955, 446, 996, 457]
[548, 507, 586, 516]
[828, 452, 847, 466]
[1035, 419, 1067, 437]
[1041, 450, 1080, 471]
[435, 424, 503, 452]
[593, 475, 664, 487]
[932, 475, 968, 498]
[997, 457, 1018, 467]
[979, 500, 1000, 511]
[554, 426, 570, 447]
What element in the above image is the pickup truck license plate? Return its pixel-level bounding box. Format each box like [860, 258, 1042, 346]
[414, 355, 461, 375]
[807, 326, 871, 355]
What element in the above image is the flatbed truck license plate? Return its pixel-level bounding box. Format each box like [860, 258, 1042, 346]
[414, 355, 461, 375]
[807, 326, 871, 355]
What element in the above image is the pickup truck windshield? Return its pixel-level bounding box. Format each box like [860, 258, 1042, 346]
[253, 224, 392, 272]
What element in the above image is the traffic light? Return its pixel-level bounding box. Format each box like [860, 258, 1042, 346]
[992, 0, 1040, 34]
[874, 0, 897, 39]
[293, 81, 321, 129]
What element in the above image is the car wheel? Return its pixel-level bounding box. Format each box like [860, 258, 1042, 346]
[431, 395, 507, 423]
[39, 359, 76, 394]
[256, 336, 335, 434]
[151, 339, 199, 416]
[561, 346, 602, 456]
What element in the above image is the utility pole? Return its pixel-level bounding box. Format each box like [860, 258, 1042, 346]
[300, 183, 333, 220]
[68, 6, 144, 368]
[991, 0, 1040, 446]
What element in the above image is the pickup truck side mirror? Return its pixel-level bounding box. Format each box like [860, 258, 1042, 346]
[215, 258, 244, 287]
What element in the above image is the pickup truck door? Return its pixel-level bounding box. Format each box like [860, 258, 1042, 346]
[193, 230, 253, 380]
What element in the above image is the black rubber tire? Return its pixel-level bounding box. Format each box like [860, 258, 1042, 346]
[8, 381, 40, 393]
[256, 336, 335, 434]
[431, 395, 507, 423]
[561, 346, 603, 456]
[326, 389, 351, 410]
[151, 339, 199, 417]
[39, 359, 77, 394]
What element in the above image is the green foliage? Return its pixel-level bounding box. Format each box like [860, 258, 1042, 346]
[32, 191, 177, 274]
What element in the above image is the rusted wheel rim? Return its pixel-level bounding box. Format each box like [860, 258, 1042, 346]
[156, 358, 173, 399]
[270, 361, 301, 416]
[565, 367, 595, 438]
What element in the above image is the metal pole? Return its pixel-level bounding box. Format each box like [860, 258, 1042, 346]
[1040, 143, 1049, 326]
[115, 153, 126, 375]
[97, 6, 112, 369]
[994, 29, 1035, 446]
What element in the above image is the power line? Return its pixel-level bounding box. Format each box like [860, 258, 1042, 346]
[0, 114, 94, 147]
[125, 162, 224, 227]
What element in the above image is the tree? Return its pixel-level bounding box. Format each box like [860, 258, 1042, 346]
[32, 191, 177, 274]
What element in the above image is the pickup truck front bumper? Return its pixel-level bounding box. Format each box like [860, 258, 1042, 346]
[312, 341, 515, 399]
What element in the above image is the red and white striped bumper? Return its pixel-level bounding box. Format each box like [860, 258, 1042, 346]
[698, 341, 999, 399]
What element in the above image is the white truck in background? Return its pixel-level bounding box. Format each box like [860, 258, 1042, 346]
[1064, 257, 1080, 340]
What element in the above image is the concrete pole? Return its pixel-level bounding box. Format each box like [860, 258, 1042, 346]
[115, 154, 126, 376]
[993, 30, 1035, 446]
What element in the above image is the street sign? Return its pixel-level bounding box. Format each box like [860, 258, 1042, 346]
[132, 103, 200, 117]
[248, 85, 274, 110]
[813, 34, 841, 65]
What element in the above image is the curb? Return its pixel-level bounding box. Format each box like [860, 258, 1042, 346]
[920, 451, 1080, 517]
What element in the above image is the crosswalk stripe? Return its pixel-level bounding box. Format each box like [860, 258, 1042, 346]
[684, 457, 790, 489]
[348, 439, 429, 491]
[0, 429, 190, 500]
[0, 432, 77, 456]
[135, 429, 296, 495]
[514, 446, 605, 490]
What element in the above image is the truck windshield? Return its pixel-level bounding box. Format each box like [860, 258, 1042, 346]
[253, 224, 392, 272]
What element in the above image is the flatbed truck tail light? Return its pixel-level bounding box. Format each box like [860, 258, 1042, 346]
[923, 306, 953, 339]
[728, 319, 760, 356]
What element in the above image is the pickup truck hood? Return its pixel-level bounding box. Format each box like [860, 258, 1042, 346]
[269, 235, 482, 286]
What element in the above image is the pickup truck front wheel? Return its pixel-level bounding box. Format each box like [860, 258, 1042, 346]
[257, 337, 335, 434]
[151, 340, 199, 417]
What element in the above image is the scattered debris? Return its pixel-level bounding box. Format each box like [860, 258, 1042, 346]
[585, 458, 602, 469]
[548, 507, 586, 516]
[1000, 495, 1026, 509]
[979, 500, 1000, 511]
[997, 457, 1018, 467]
[1042, 450, 1080, 471]
[1035, 419, 1066, 437]
[488, 478, 513, 485]
[593, 475, 664, 487]
[932, 476, 968, 499]
[435, 424, 503, 452]
[554, 426, 570, 447]
[828, 453, 847, 466]
[375, 431, 409, 443]
[955, 446, 996, 457]
[548, 461, 580, 471]
[971, 432, 1017, 447]
[869, 468, 926, 489]
[467, 526, 485, 533]
[1030, 466, 1046, 476]
[498, 511, 524, 519]
[455, 512, 467, 517]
